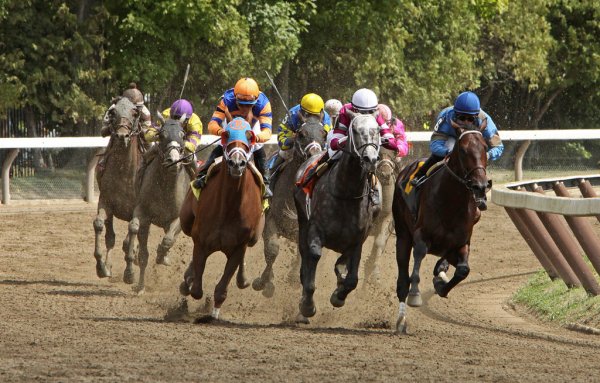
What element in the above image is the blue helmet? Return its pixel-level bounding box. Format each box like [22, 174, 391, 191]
[453, 91, 480, 115]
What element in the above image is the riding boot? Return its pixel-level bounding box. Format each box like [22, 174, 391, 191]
[410, 154, 444, 186]
[193, 145, 223, 189]
[253, 147, 272, 198]
[268, 153, 287, 190]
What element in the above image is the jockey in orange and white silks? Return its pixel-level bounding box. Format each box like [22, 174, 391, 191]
[327, 89, 399, 157]
[193, 77, 274, 198]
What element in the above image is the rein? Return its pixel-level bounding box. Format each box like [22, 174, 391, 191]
[443, 130, 487, 193]
[294, 121, 324, 159]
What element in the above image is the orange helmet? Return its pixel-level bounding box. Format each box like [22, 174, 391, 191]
[234, 77, 260, 105]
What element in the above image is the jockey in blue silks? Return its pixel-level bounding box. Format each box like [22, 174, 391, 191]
[411, 91, 503, 209]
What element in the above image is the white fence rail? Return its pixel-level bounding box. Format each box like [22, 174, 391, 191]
[1, 129, 600, 204]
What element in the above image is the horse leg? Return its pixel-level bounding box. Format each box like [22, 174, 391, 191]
[156, 218, 181, 266]
[122, 232, 139, 266]
[406, 231, 427, 307]
[331, 247, 360, 308]
[364, 219, 386, 284]
[93, 205, 112, 278]
[190, 243, 209, 300]
[433, 258, 451, 283]
[124, 209, 141, 284]
[252, 217, 278, 297]
[434, 245, 470, 298]
[298, 225, 322, 319]
[236, 259, 250, 289]
[287, 247, 301, 286]
[134, 220, 151, 294]
[213, 246, 247, 319]
[395, 222, 413, 334]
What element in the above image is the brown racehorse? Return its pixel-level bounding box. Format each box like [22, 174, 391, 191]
[179, 118, 264, 320]
[392, 128, 490, 333]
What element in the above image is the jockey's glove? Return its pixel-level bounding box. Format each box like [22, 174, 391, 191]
[337, 136, 348, 147]
[184, 141, 196, 153]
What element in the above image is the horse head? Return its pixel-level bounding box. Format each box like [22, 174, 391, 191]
[345, 110, 380, 173]
[157, 114, 186, 170]
[294, 114, 326, 159]
[109, 97, 140, 145]
[448, 127, 490, 205]
[377, 147, 400, 184]
[223, 117, 253, 178]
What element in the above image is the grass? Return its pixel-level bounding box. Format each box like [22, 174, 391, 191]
[512, 269, 600, 329]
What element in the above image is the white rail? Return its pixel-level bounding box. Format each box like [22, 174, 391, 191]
[2, 129, 600, 204]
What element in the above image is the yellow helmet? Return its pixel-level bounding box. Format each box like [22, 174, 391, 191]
[300, 93, 325, 115]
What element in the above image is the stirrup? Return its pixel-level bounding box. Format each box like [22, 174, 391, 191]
[263, 185, 273, 199]
[410, 175, 425, 186]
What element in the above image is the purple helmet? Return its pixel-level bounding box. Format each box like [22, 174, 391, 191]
[170, 99, 193, 119]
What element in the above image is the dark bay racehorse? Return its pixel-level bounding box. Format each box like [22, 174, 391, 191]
[364, 147, 402, 283]
[252, 116, 326, 297]
[93, 97, 143, 278]
[392, 128, 489, 333]
[125, 114, 191, 292]
[294, 112, 381, 321]
[179, 118, 264, 320]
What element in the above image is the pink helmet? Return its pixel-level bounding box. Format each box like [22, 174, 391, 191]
[377, 104, 392, 121]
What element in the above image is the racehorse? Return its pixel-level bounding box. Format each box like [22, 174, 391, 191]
[179, 117, 264, 320]
[392, 127, 489, 333]
[125, 114, 191, 292]
[294, 112, 381, 320]
[252, 115, 326, 297]
[363, 147, 402, 283]
[93, 97, 143, 279]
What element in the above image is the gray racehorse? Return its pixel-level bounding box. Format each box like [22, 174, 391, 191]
[294, 112, 381, 320]
[93, 97, 143, 278]
[252, 116, 327, 297]
[363, 147, 402, 283]
[125, 114, 192, 292]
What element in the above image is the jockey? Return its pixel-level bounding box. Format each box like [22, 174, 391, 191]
[192, 77, 273, 198]
[137, 99, 203, 182]
[410, 91, 503, 209]
[100, 83, 151, 138]
[324, 98, 343, 130]
[269, 93, 332, 183]
[377, 103, 409, 158]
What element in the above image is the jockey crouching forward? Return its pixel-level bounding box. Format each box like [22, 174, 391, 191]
[314, 88, 400, 205]
[192, 77, 273, 198]
[410, 91, 503, 210]
[269, 93, 332, 188]
[100, 83, 152, 139]
[136, 99, 203, 191]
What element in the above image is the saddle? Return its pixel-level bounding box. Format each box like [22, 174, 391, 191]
[295, 152, 329, 197]
[401, 160, 445, 219]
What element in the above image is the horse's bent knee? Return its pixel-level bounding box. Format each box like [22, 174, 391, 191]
[161, 237, 175, 248]
[455, 265, 470, 280]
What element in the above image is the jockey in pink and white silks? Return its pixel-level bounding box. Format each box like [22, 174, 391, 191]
[327, 88, 400, 158]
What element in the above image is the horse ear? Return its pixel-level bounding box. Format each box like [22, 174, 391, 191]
[179, 113, 187, 123]
[156, 111, 165, 124]
[347, 109, 359, 120]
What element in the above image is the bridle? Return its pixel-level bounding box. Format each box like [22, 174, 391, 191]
[444, 130, 489, 194]
[338, 114, 381, 171]
[294, 120, 324, 159]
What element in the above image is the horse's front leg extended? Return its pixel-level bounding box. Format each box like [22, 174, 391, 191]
[395, 226, 413, 334]
[364, 219, 385, 283]
[331, 246, 361, 307]
[434, 245, 470, 298]
[93, 205, 113, 278]
[190, 242, 209, 300]
[124, 212, 140, 285]
[157, 218, 181, 266]
[213, 246, 247, 319]
[134, 220, 151, 294]
[298, 225, 322, 318]
[407, 231, 427, 307]
[252, 216, 278, 297]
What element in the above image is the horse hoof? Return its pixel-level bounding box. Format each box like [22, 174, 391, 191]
[191, 288, 204, 300]
[156, 255, 171, 266]
[252, 277, 265, 291]
[123, 269, 135, 284]
[96, 262, 111, 278]
[299, 301, 316, 318]
[134, 285, 145, 296]
[237, 277, 250, 290]
[179, 281, 190, 296]
[295, 313, 310, 324]
[262, 282, 275, 298]
[395, 316, 408, 334]
[407, 293, 422, 307]
[433, 276, 447, 297]
[330, 291, 346, 308]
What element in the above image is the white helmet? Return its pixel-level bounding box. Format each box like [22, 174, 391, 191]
[351, 88, 378, 113]
[324, 99, 343, 118]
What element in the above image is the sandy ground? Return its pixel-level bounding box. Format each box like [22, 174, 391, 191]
[1, 198, 600, 383]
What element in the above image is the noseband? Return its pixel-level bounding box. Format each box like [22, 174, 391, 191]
[294, 121, 324, 159]
[340, 116, 381, 170]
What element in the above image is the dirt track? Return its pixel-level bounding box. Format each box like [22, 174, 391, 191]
[1, 200, 599, 382]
